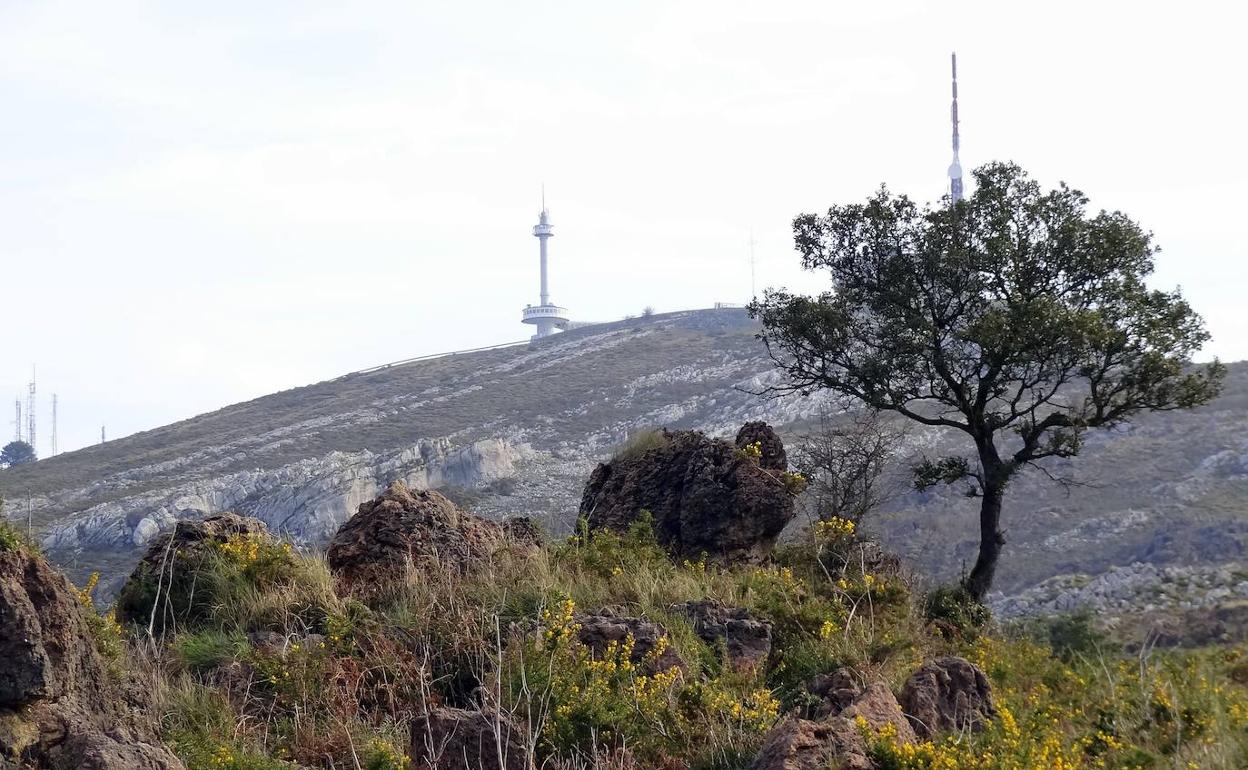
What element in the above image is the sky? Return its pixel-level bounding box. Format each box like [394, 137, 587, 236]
[1, 1, 1245, 455]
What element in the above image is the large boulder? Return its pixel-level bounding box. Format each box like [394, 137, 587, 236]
[898, 656, 996, 740]
[0, 544, 184, 769]
[115, 512, 273, 634]
[410, 707, 527, 770]
[574, 612, 684, 675]
[673, 599, 772, 671]
[580, 425, 796, 562]
[327, 482, 515, 588]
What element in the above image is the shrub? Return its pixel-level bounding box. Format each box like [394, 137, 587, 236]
[0, 520, 34, 553]
[611, 428, 669, 461]
[922, 584, 990, 637]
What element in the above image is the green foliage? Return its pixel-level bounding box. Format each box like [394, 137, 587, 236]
[173, 630, 247, 673]
[1029, 610, 1116, 663]
[923, 584, 991, 636]
[0, 520, 31, 553]
[117, 532, 313, 636]
[751, 162, 1225, 599]
[0, 440, 36, 467]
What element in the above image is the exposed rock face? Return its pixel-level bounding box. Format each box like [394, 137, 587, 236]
[40, 438, 527, 560]
[327, 482, 507, 587]
[674, 599, 772, 670]
[751, 680, 913, 770]
[750, 717, 867, 770]
[580, 425, 796, 561]
[804, 668, 863, 719]
[736, 421, 787, 472]
[0, 545, 184, 769]
[114, 512, 272, 634]
[574, 613, 684, 675]
[410, 707, 526, 770]
[898, 656, 996, 740]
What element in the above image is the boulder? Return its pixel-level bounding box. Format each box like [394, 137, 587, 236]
[736, 421, 788, 472]
[840, 682, 917, 744]
[0, 545, 184, 769]
[673, 599, 772, 671]
[410, 707, 526, 770]
[749, 717, 869, 770]
[752, 674, 914, 770]
[327, 482, 507, 588]
[898, 656, 996, 740]
[114, 512, 272, 633]
[803, 668, 863, 719]
[581, 425, 796, 562]
[574, 613, 684, 675]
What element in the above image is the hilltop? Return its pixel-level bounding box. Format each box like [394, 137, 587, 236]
[1, 307, 1246, 604]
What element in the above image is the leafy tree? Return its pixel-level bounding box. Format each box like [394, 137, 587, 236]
[750, 162, 1224, 600]
[0, 440, 36, 468]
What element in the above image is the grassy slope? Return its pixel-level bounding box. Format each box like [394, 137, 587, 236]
[56, 516, 1248, 770]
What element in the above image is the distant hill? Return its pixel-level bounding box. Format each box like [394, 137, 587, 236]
[2, 307, 1245, 600]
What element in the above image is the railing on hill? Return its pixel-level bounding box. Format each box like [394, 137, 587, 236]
[341, 338, 533, 378]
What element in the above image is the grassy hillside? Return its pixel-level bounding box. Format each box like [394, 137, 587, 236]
[22, 514, 1248, 770]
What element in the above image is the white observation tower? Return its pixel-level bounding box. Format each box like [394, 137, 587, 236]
[521, 193, 570, 340]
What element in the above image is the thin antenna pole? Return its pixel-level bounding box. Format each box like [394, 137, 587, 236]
[13, 399, 20, 443]
[26, 367, 36, 456]
[948, 52, 964, 202]
[101, 425, 106, 444]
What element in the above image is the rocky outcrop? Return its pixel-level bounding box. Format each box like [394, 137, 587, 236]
[673, 599, 772, 671]
[898, 656, 996, 740]
[410, 707, 527, 770]
[736, 421, 787, 472]
[750, 680, 913, 770]
[580, 425, 796, 562]
[41, 438, 527, 557]
[327, 482, 509, 588]
[0, 545, 184, 769]
[574, 613, 684, 675]
[114, 512, 272, 634]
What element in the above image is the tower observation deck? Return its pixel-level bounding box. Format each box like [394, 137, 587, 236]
[521, 200, 570, 340]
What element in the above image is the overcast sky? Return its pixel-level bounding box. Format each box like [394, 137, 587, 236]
[2, 1, 1244, 455]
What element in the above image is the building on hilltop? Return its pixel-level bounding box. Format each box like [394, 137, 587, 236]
[521, 194, 571, 341]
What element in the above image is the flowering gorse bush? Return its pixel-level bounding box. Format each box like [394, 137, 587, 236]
[508, 597, 779, 766]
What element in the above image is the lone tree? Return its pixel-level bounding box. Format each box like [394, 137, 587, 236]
[0, 440, 37, 468]
[750, 162, 1224, 600]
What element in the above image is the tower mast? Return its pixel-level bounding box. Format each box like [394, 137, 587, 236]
[948, 52, 964, 202]
[520, 188, 570, 340]
[26, 367, 36, 456]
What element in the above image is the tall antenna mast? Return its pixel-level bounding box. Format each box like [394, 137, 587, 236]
[26, 367, 36, 456]
[12, 399, 20, 443]
[51, 394, 58, 457]
[948, 52, 964, 202]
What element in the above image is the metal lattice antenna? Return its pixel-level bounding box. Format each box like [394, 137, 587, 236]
[26, 367, 35, 456]
[948, 52, 964, 202]
[13, 399, 20, 443]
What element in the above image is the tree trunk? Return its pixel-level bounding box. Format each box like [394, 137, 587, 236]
[963, 480, 1005, 602]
